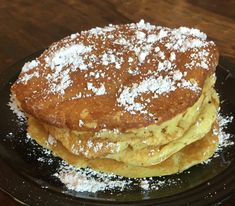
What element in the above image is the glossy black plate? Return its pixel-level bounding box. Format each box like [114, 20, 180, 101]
[0, 51, 235, 206]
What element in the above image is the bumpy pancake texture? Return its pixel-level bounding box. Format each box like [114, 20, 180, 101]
[11, 20, 219, 178]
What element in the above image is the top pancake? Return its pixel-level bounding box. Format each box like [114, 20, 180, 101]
[11, 20, 219, 132]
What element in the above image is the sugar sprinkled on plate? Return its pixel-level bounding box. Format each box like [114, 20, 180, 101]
[203, 112, 234, 164]
[213, 113, 234, 156]
[53, 162, 133, 193]
[8, 94, 26, 121]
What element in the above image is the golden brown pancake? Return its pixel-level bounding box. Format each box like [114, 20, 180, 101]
[28, 79, 219, 166]
[28, 116, 219, 178]
[11, 20, 220, 177]
[11, 20, 218, 132]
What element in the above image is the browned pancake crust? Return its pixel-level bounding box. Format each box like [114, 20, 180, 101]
[11, 21, 219, 131]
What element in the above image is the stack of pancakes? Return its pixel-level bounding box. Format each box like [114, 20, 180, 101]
[11, 20, 219, 178]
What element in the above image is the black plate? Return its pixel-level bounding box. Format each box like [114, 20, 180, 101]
[0, 51, 235, 206]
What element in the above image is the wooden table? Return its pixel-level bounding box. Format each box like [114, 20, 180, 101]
[0, 0, 234, 205]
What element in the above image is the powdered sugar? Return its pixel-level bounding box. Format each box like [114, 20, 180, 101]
[140, 179, 150, 190]
[136, 31, 146, 40]
[15, 20, 214, 113]
[136, 19, 155, 30]
[47, 135, 57, 146]
[157, 60, 171, 71]
[214, 113, 234, 155]
[49, 44, 92, 71]
[117, 70, 200, 115]
[87, 82, 106, 95]
[202, 112, 234, 164]
[180, 79, 201, 92]
[53, 160, 184, 193]
[54, 162, 133, 193]
[70, 139, 120, 158]
[21, 59, 39, 73]
[44, 44, 93, 95]
[18, 71, 40, 84]
[117, 75, 176, 114]
[8, 94, 26, 121]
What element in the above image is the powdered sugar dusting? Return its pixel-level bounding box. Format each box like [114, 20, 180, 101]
[47, 135, 57, 146]
[117, 75, 176, 114]
[87, 82, 106, 96]
[117, 70, 200, 115]
[21, 59, 39, 73]
[203, 112, 234, 164]
[140, 179, 150, 190]
[18, 71, 40, 84]
[15, 19, 214, 106]
[8, 94, 26, 121]
[70, 139, 120, 158]
[53, 161, 183, 193]
[44, 44, 93, 95]
[48, 44, 92, 71]
[54, 163, 132, 193]
[214, 113, 234, 155]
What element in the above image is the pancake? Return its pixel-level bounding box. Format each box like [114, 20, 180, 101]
[11, 20, 220, 178]
[11, 20, 218, 132]
[107, 87, 219, 166]
[33, 74, 216, 160]
[31, 76, 219, 166]
[28, 116, 219, 178]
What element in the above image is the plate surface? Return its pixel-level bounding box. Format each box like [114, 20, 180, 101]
[0, 51, 235, 206]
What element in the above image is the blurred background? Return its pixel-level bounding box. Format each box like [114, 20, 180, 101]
[1, 0, 235, 69]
